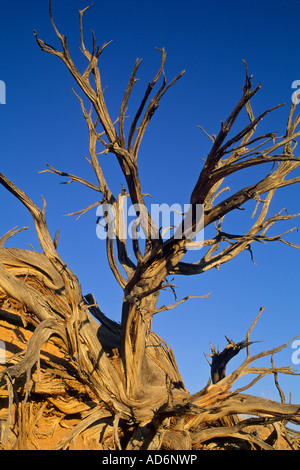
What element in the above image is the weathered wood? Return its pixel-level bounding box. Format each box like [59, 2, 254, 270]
[208, 337, 254, 384]
[0, 1, 299, 449]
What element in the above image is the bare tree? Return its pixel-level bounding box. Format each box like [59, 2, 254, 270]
[0, 3, 300, 450]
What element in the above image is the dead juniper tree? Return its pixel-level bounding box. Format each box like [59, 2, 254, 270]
[0, 2, 300, 450]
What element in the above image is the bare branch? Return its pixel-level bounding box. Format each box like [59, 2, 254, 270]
[197, 125, 216, 143]
[70, 89, 115, 203]
[79, 5, 94, 59]
[0, 226, 28, 247]
[0, 173, 82, 312]
[132, 67, 185, 159]
[246, 307, 266, 358]
[40, 163, 101, 192]
[65, 200, 102, 219]
[153, 293, 211, 314]
[127, 48, 167, 153]
[271, 354, 286, 404]
[119, 58, 143, 148]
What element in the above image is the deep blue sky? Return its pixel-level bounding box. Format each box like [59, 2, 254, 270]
[0, 0, 299, 404]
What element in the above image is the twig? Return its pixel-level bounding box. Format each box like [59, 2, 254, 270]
[153, 293, 211, 314]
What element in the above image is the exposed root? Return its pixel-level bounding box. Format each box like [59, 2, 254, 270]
[0, 271, 299, 450]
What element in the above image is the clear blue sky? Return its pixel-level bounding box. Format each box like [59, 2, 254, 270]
[0, 0, 299, 404]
